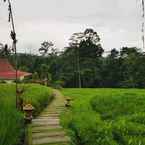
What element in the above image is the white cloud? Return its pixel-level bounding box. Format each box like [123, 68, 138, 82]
[0, 0, 143, 53]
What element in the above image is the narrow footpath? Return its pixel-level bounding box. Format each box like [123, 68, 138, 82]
[28, 89, 70, 145]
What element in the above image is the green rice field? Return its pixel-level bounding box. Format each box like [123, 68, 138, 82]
[61, 89, 145, 145]
[0, 84, 52, 145]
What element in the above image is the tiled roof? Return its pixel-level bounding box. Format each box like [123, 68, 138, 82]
[0, 58, 31, 80]
[0, 58, 15, 72]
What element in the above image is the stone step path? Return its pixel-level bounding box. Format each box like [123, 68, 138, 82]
[28, 89, 70, 145]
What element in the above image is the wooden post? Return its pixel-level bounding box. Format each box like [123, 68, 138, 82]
[4, 0, 18, 108]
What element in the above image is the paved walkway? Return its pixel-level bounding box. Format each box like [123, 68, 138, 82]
[28, 89, 70, 145]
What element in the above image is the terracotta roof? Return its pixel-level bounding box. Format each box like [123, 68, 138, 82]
[0, 58, 31, 80]
[0, 58, 15, 72]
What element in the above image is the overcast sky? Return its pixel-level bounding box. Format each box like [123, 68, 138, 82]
[0, 0, 144, 53]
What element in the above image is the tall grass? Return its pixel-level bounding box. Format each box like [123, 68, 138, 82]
[0, 84, 52, 145]
[22, 84, 53, 116]
[61, 89, 145, 145]
[0, 84, 23, 145]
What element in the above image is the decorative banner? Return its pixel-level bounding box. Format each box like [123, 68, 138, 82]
[142, 0, 145, 49]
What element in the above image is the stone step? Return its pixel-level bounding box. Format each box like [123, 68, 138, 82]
[32, 125, 62, 133]
[37, 117, 59, 120]
[39, 117, 59, 120]
[47, 106, 65, 108]
[39, 114, 60, 117]
[33, 118, 59, 122]
[32, 128, 63, 134]
[32, 136, 70, 145]
[32, 131, 66, 139]
[42, 111, 60, 114]
[43, 110, 64, 113]
[31, 124, 60, 129]
[32, 122, 59, 126]
[55, 106, 65, 109]
[44, 106, 65, 111]
[40, 112, 59, 115]
[45, 109, 65, 112]
[40, 112, 60, 115]
[39, 116, 59, 119]
[46, 105, 64, 107]
[39, 115, 60, 118]
[41, 143, 68, 145]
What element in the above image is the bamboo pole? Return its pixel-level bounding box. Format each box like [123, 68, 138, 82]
[141, 0, 145, 49]
[4, 0, 18, 108]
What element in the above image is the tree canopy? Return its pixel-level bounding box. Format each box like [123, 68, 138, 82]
[1, 28, 145, 88]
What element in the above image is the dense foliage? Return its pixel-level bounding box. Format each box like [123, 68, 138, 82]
[1, 28, 144, 88]
[61, 89, 145, 145]
[0, 84, 52, 145]
[7, 47, 145, 88]
[7, 44, 145, 89]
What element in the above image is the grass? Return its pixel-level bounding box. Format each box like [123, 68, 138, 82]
[0, 83, 52, 145]
[22, 84, 53, 116]
[61, 88, 145, 145]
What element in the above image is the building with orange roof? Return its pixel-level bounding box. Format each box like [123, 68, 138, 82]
[0, 58, 31, 81]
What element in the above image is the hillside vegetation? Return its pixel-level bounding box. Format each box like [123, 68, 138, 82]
[61, 89, 145, 145]
[0, 84, 52, 145]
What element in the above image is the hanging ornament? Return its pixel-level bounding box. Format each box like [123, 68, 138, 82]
[8, 4, 11, 22]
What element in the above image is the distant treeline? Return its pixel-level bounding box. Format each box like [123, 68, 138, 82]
[8, 46, 145, 88]
[2, 28, 145, 88]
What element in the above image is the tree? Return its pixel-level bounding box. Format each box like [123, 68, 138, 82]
[39, 41, 54, 56]
[109, 48, 119, 58]
[7, 44, 145, 88]
[0, 43, 11, 57]
[62, 28, 104, 88]
[120, 47, 140, 58]
[100, 48, 122, 87]
[69, 28, 103, 58]
[69, 33, 82, 88]
[32, 72, 39, 80]
[120, 47, 144, 87]
[40, 64, 49, 79]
